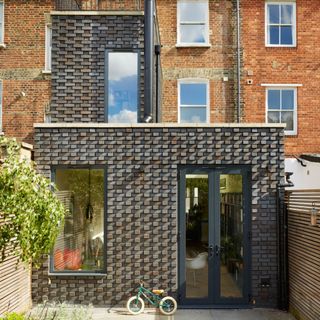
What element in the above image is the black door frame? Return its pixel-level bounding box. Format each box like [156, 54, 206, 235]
[178, 165, 252, 308]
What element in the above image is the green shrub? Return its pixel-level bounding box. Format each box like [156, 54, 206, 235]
[2, 313, 26, 320]
[0, 136, 66, 267]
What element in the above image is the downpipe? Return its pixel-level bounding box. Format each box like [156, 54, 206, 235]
[277, 172, 294, 310]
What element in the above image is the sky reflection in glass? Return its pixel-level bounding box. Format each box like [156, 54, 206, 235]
[180, 83, 207, 105]
[180, 2, 206, 22]
[267, 4, 294, 45]
[107, 52, 138, 123]
[180, 82, 208, 123]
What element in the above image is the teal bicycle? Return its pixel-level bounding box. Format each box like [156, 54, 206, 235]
[126, 281, 177, 315]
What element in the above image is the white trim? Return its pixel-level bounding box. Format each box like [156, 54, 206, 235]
[178, 78, 210, 124]
[265, 86, 298, 135]
[261, 83, 302, 87]
[265, 2, 296, 47]
[44, 24, 52, 72]
[175, 43, 211, 48]
[0, 0, 4, 45]
[177, 0, 209, 46]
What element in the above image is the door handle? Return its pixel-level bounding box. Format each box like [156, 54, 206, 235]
[215, 245, 220, 256]
[208, 245, 214, 257]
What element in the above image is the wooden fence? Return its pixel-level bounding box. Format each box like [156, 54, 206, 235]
[0, 249, 31, 315]
[286, 190, 320, 320]
[0, 143, 33, 315]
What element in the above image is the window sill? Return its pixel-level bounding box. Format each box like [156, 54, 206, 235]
[48, 271, 107, 277]
[176, 43, 211, 48]
[265, 44, 296, 48]
[42, 69, 52, 74]
[285, 132, 297, 136]
[0, 43, 6, 49]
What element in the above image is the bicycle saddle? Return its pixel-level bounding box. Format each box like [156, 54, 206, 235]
[152, 289, 164, 295]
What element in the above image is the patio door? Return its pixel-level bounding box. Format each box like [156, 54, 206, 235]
[178, 166, 251, 307]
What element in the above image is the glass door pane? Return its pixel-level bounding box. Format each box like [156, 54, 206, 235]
[185, 174, 209, 298]
[219, 174, 244, 298]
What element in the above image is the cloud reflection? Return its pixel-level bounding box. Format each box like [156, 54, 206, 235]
[108, 109, 137, 123]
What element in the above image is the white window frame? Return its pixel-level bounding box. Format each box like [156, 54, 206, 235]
[178, 78, 210, 124]
[0, 0, 5, 46]
[265, 1, 296, 47]
[0, 80, 2, 133]
[177, 0, 210, 47]
[265, 86, 298, 135]
[44, 24, 52, 72]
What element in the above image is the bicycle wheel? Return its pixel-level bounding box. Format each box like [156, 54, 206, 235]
[126, 296, 145, 315]
[159, 296, 177, 315]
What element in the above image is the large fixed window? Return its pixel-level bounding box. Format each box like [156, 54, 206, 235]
[178, 79, 209, 123]
[106, 51, 139, 123]
[0, 1, 4, 45]
[265, 2, 296, 46]
[177, 0, 209, 46]
[266, 87, 297, 135]
[52, 168, 105, 273]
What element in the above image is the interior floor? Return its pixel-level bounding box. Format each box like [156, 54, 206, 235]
[186, 265, 242, 298]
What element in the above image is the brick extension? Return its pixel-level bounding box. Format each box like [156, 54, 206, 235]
[32, 124, 284, 307]
[49, 14, 145, 123]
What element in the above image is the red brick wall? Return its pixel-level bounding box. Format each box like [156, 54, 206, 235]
[157, 0, 237, 123]
[241, 0, 320, 156]
[0, 0, 53, 144]
[2, 80, 50, 143]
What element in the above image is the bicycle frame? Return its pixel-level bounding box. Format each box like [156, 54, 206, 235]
[135, 285, 163, 307]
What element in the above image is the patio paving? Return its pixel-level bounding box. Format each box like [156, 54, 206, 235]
[93, 308, 295, 320]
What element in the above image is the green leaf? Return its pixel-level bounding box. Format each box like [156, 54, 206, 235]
[0, 136, 66, 266]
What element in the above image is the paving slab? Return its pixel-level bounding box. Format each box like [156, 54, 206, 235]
[93, 308, 295, 320]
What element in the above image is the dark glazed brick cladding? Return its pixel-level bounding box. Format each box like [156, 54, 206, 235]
[50, 15, 144, 122]
[33, 126, 284, 307]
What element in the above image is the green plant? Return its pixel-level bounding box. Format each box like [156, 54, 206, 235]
[0, 136, 66, 266]
[2, 312, 26, 320]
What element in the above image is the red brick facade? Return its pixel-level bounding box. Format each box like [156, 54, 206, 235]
[241, 0, 320, 156]
[0, 0, 53, 143]
[1, 0, 319, 154]
[157, 0, 237, 123]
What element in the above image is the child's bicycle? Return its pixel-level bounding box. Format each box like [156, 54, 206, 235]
[126, 280, 177, 316]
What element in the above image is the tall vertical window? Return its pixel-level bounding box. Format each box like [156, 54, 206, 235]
[177, 0, 209, 46]
[106, 51, 139, 123]
[266, 87, 297, 135]
[266, 2, 296, 46]
[178, 79, 209, 123]
[0, 1, 4, 45]
[45, 24, 52, 72]
[0, 80, 2, 132]
[52, 168, 105, 273]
